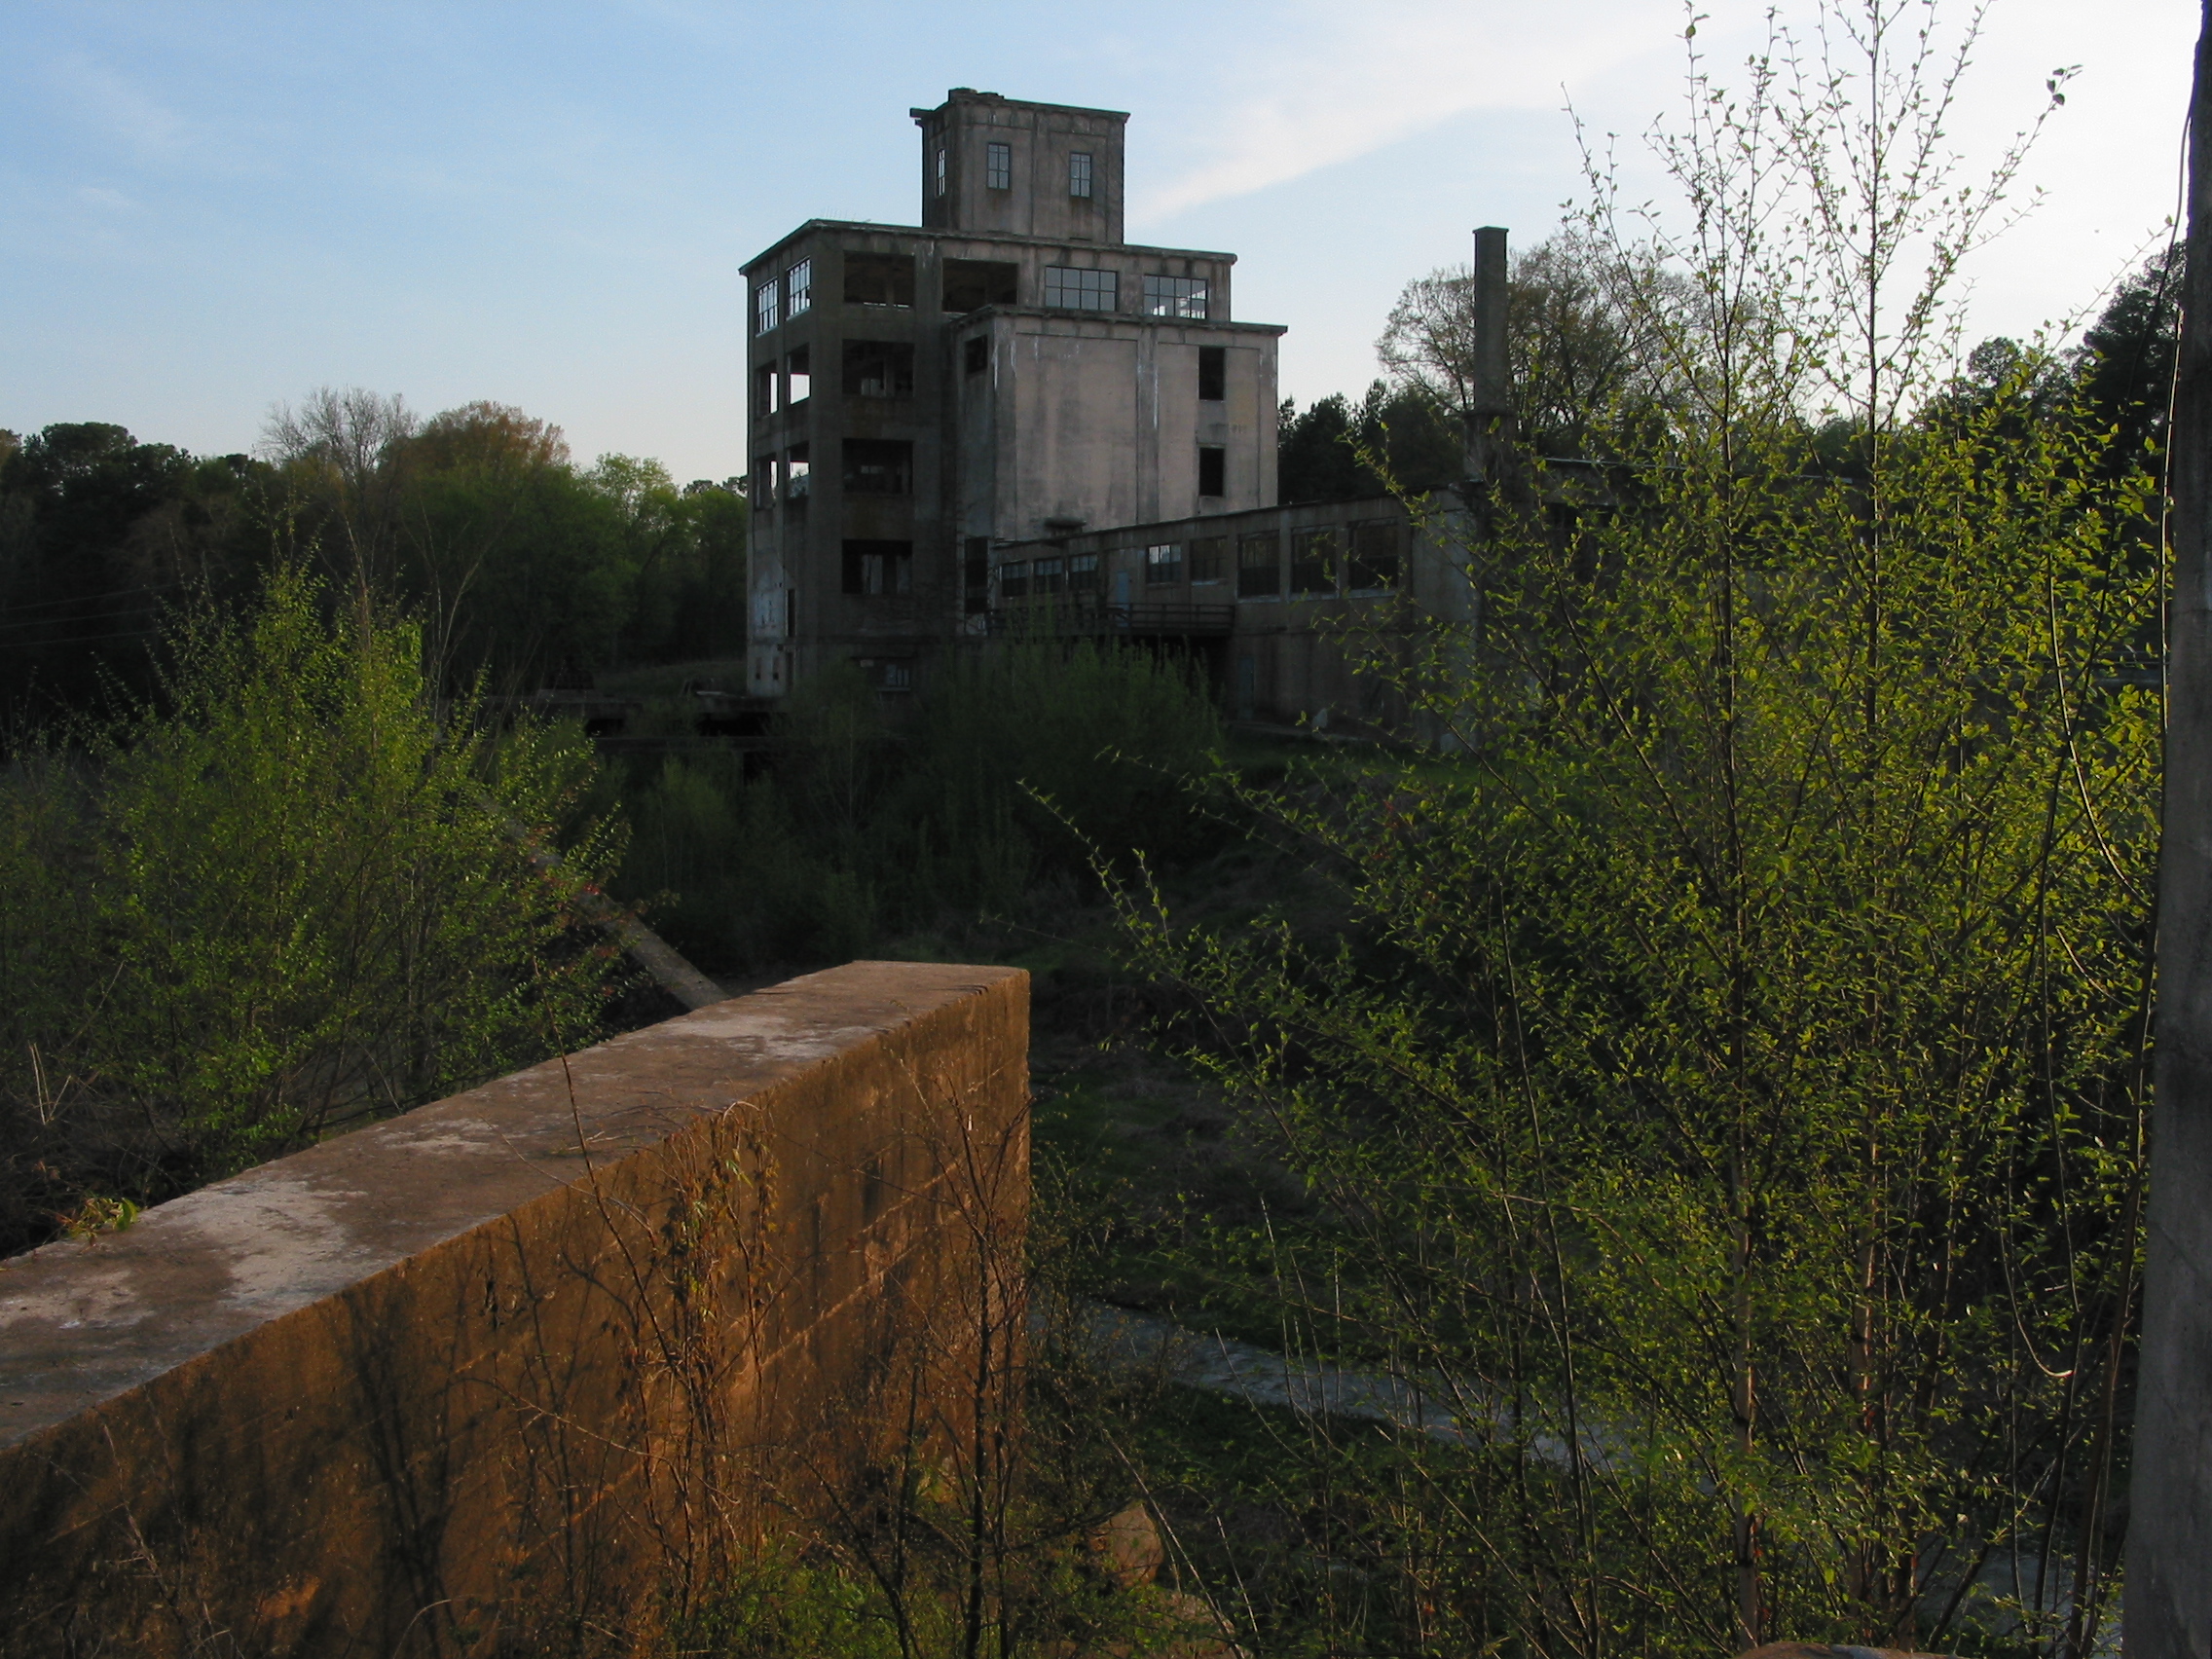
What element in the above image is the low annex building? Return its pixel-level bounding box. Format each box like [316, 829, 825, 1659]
[744, 88, 1477, 731]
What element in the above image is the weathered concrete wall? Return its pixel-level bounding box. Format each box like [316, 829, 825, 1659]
[0, 960, 1028, 1657]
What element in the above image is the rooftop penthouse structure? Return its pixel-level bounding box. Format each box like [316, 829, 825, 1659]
[742, 90, 1284, 696]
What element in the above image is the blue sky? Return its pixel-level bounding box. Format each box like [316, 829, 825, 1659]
[1, 1, 2194, 483]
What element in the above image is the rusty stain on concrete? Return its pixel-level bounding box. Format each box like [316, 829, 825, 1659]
[0, 959, 1029, 1658]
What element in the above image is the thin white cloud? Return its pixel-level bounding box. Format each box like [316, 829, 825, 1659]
[77, 185, 138, 211]
[1132, 0, 1661, 221]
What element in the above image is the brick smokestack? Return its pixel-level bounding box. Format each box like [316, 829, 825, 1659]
[1465, 225, 1512, 484]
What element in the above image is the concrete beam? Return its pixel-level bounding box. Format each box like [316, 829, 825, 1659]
[0, 961, 1028, 1657]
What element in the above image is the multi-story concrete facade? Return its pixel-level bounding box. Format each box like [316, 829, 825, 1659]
[742, 91, 1285, 696]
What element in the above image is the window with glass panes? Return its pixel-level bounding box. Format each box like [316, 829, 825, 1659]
[1291, 529, 1339, 595]
[1069, 553, 1101, 592]
[1143, 276, 1209, 318]
[1069, 152, 1093, 198]
[1237, 532, 1280, 597]
[1044, 267, 1117, 312]
[786, 259, 811, 318]
[986, 142, 1012, 190]
[1145, 543, 1183, 584]
[755, 279, 779, 335]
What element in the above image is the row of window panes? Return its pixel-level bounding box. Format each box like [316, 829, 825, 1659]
[753, 440, 916, 502]
[940, 143, 1092, 199]
[1236, 524, 1401, 596]
[1043, 267, 1117, 312]
[822, 252, 1208, 319]
[754, 258, 812, 336]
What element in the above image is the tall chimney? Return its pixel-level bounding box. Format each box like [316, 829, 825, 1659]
[1466, 225, 1512, 483]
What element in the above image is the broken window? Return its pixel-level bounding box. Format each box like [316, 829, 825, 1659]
[1144, 543, 1183, 585]
[1069, 151, 1093, 199]
[963, 336, 989, 376]
[843, 438, 913, 495]
[1032, 556, 1066, 596]
[786, 345, 811, 405]
[753, 454, 779, 507]
[1198, 445, 1226, 498]
[964, 536, 991, 615]
[1188, 535, 1228, 582]
[1237, 531, 1280, 598]
[786, 258, 812, 318]
[1044, 267, 1117, 312]
[754, 363, 780, 417]
[784, 444, 810, 499]
[858, 657, 915, 692]
[1144, 276, 1210, 320]
[986, 141, 1012, 190]
[1348, 521, 1400, 590]
[843, 340, 915, 398]
[754, 279, 779, 335]
[1198, 345, 1226, 400]
[841, 540, 913, 596]
[999, 561, 1029, 600]
[844, 252, 916, 308]
[942, 258, 1018, 313]
[1068, 552, 1101, 592]
[1291, 528, 1339, 595]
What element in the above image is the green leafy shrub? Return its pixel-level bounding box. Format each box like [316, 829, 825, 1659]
[0, 567, 625, 1249]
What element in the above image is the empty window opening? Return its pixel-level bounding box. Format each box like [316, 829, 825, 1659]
[1349, 521, 1401, 590]
[999, 561, 1029, 600]
[842, 540, 913, 596]
[784, 444, 811, 499]
[1291, 528, 1339, 595]
[786, 258, 812, 318]
[1144, 543, 1184, 585]
[1198, 445, 1227, 498]
[1237, 532, 1280, 597]
[936, 146, 947, 198]
[754, 363, 780, 417]
[1068, 553, 1101, 593]
[843, 438, 913, 495]
[1069, 151, 1093, 199]
[1188, 535, 1228, 582]
[963, 336, 989, 376]
[844, 253, 916, 308]
[1044, 267, 1117, 312]
[1198, 345, 1227, 400]
[1032, 556, 1067, 597]
[942, 258, 1019, 313]
[844, 340, 915, 398]
[785, 345, 811, 405]
[964, 536, 991, 615]
[754, 279, 779, 335]
[985, 141, 1012, 190]
[1145, 276, 1210, 320]
[754, 454, 779, 506]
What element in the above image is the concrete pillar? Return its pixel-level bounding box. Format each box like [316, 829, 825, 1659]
[1465, 225, 1513, 484]
[2129, 3, 2212, 1651]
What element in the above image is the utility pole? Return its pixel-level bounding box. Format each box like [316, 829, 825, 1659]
[2130, 3, 2212, 1652]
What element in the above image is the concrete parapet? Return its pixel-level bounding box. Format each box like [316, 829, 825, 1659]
[0, 960, 1029, 1656]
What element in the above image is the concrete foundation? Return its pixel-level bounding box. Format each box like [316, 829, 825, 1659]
[0, 961, 1028, 1656]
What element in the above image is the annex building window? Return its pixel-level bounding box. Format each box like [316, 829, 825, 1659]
[786, 258, 812, 319]
[1237, 531, 1280, 598]
[785, 345, 811, 404]
[1144, 543, 1183, 585]
[1198, 445, 1226, 498]
[1069, 151, 1093, 199]
[1348, 521, 1401, 590]
[999, 561, 1029, 600]
[1044, 267, 1117, 312]
[842, 540, 913, 596]
[964, 536, 990, 615]
[1188, 535, 1227, 582]
[844, 339, 914, 398]
[1291, 528, 1339, 595]
[1198, 345, 1226, 400]
[1144, 276, 1209, 320]
[1068, 552, 1101, 592]
[986, 141, 1012, 190]
[942, 258, 1018, 313]
[1032, 556, 1066, 597]
[842, 438, 913, 495]
[844, 252, 916, 308]
[754, 278, 779, 335]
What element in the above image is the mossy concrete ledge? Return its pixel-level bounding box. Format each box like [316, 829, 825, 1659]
[0, 960, 1030, 1657]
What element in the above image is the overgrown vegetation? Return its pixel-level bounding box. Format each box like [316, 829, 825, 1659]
[0, 566, 625, 1254]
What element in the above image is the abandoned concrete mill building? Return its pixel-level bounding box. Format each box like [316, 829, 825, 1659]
[744, 89, 1461, 725]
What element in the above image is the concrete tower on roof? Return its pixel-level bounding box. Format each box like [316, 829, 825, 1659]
[741, 90, 1285, 697]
